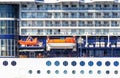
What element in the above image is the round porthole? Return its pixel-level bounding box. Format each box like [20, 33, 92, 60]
[28, 70, 32, 74]
[46, 61, 51, 66]
[3, 61, 8, 66]
[47, 70, 51, 74]
[88, 61, 94, 66]
[80, 70, 84, 74]
[63, 70, 67, 74]
[80, 61, 85, 66]
[114, 70, 118, 74]
[89, 70, 93, 74]
[55, 70, 59, 74]
[97, 61, 102, 66]
[114, 61, 119, 67]
[106, 70, 110, 74]
[11, 61, 16, 66]
[37, 70, 41, 74]
[72, 70, 76, 74]
[71, 61, 77, 66]
[63, 61, 68, 66]
[97, 70, 101, 74]
[105, 61, 110, 66]
[54, 61, 60, 66]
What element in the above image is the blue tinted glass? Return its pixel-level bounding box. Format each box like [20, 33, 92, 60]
[88, 61, 94, 66]
[97, 61, 102, 66]
[105, 61, 110, 66]
[72, 70, 76, 74]
[63, 70, 67, 74]
[46, 61, 51, 66]
[37, 70, 41, 74]
[80, 61, 85, 66]
[11, 61, 16, 66]
[47, 70, 51, 74]
[114, 70, 118, 74]
[106, 70, 110, 74]
[54, 61, 60, 66]
[114, 61, 119, 66]
[55, 70, 59, 74]
[97, 70, 101, 74]
[63, 61, 68, 66]
[89, 70, 93, 74]
[71, 61, 77, 66]
[3, 61, 8, 66]
[80, 70, 84, 74]
[28, 70, 32, 74]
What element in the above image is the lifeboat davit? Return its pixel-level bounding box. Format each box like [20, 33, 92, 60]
[18, 38, 38, 46]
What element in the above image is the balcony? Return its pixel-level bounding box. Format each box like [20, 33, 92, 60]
[111, 24, 119, 26]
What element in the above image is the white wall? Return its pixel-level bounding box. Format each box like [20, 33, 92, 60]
[0, 58, 120, 78]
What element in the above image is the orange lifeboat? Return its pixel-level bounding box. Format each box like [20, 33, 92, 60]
[18, 37, 38, 46]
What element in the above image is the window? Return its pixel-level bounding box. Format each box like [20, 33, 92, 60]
[114, 61, 119, 66]
[46, 61, 51, 66]
[97, 61, 102, 66]
[105, 61, 110, 66]
[63, 61, 68, 66]
[80, 61, 85, 66]
[11, 61, 16, 66]
[54, 61, 60, 66]
[71, 61, 77, 66]
[3, 61, 8, 66]
[88, 61, 94, 66]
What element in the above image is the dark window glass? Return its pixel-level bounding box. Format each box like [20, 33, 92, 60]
[46, 61, 51, 66]
[55, 70, 59, 74]
[3, 61, 8, 66]
[97, 70, 101, 74]
[114, 70, 118, 74]
[97, 61, 102, 66]
[47, 70, 51, 74]
[71, 61, 77, 66]
[88, 61, 94, 66]
[11, 61, 16, 66]
[63, 61, 68, 66]
[80, 70, 84, 74]
[72, 70, 76, 74]
[54, 61, 60, 66]
[106, 70, 110, 74]
[63, 70, 67, 74]
[114, 61, 119, 66]
[80, 61, 85, 66]
[28, 70, 32, 74]
[105, 61, 110, 66]
[37, 70, 41, 74]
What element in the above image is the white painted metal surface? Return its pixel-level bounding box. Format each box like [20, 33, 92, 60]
[0, 58, 120, 78]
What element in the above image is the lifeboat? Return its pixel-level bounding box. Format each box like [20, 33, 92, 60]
[46, 36, 76, 51]
[18, 37, 38, 46]
[47, 37, 75, 43]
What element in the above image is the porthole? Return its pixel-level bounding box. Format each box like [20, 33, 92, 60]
[54, 61, 60, 66]
[11, 61, 16, 66]
[72, 70, 76, 74]
[114, 61, 119, 67]
[97, 61, 102, 66]
[71, 61, 77, 66]
[97, 70, 101, 74]
[88, 61, 94, 66]
[55, 70, 59, 74]
[89, 70, 93, 74]
[105, 61, 110, 66]
[80, 61, 85, 66]
[80, 70, 84, 74]
[3, 61, 8, 66]
[47, 70, 51, 74]
[106, 70, 110, 74]
[63, 70, 67, 74]
[63, 61, 68, 66]
[37, 70, 41, 74]
[46, 61, 51, 66]
[28, 70, 32, 74]
[114, 70, 118, 74]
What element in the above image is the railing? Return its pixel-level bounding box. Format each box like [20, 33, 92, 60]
[21, 7, 120, 11]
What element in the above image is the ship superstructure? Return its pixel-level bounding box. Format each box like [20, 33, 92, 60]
[0, 0, 120, 78]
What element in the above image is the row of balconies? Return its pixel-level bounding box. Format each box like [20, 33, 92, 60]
[21, 14, 120, 18]
[21, 22, 119, 27]
[21, 7, 120, 10]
